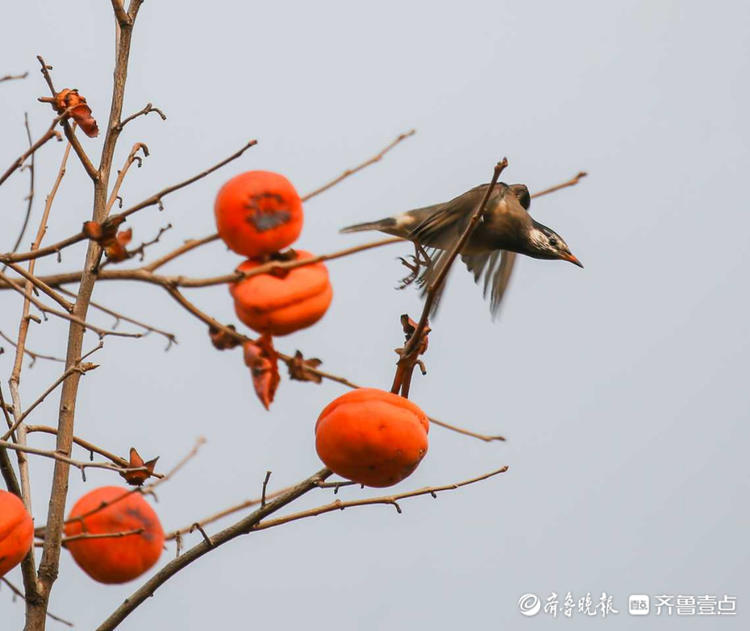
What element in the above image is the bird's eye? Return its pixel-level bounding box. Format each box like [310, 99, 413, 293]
[548, 237, 558, 247]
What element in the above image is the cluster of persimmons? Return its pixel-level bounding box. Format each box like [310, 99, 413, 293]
[0, 170, 429, 586]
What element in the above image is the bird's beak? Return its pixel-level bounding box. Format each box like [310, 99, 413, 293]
[562, 252, 584, 268]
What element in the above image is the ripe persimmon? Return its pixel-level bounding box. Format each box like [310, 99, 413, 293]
[64, 486, 164, 584]
[0, 490, 33, 577]
[230, 250, 333, 336]
[215, 170, 303, 258]
[315, 388, 429, 487]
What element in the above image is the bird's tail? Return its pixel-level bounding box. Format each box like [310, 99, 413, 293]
[340, 217, 398, 234]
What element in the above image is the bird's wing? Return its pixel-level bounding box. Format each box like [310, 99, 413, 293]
[461, 250, 517, 318]
[409, 184, 490, 249]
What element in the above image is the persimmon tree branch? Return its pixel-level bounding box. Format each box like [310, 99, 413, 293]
[301, 129, 416, 201]
[96, 468, 332, 630]
[0, 577, 73, 628]
[0, 439, 156, 479]
[116, 102, 166, 130]
[0, 72, 29, 83]
[0, 331, 65, 365]
[0, 139, 257, 266]
[57, 287, 177, 349]
[36, 56, 99, 181]
[6, 113, 36, 256]
[29, 3, 145, 626]
[0, 117, 61, 188]
[253, 465, 509, 530]
[530, 170, 587, 199]
[23, 425, 156, 476]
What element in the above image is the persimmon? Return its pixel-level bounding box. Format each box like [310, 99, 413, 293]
[0, 490, 33, 577]
[315, 388, 429, 487]
[215, 170, 303, 258]
[64, 486, 164, 584]
[230, 250, 333, 336]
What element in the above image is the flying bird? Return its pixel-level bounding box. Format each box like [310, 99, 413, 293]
[340, 182, 582, 316]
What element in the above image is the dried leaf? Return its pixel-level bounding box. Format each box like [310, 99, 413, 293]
[53, 88, 99, 137]
[119, 447, 159, 486]
[82, 217, 132, 262]
[208, 324, 241, 350]
[243, 336, 280, 410]
[287, 350, 323, 383]
[400, 314, 430, 355]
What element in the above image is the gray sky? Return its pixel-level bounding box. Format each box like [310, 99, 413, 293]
[1, 0, 748, 629]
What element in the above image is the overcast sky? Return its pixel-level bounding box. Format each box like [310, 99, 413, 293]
[1, 1, 748, 629]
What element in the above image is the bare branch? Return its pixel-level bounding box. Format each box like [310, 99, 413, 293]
[0, 72, 29, 83]
[0, 330, 65, 365]
[301, 129, 415, 202]
[142, 233, 220, 272]
[0, 577, 73, 627]
[0, 118, 61, 188]
[254, 466, 509, 530]
[96, 468, 332, 630]
[116, 139, 258, 222]
[117, 102, 166, 130]
[0, 439, 155, 478]
[0, 271, 143, 339]
[531, 171, 587, 199]
[57, 287, 177, 348]
[105, 142, 149, 213]
[5, 113, 36, 255]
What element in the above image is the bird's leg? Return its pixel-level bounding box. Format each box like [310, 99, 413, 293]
[396, 242, 432, 290]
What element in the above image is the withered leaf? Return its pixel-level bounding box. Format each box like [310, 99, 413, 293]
[243, 335, 280, 410]
[400, 314, 430, 355]
[287, 350, 323, 384]
[52, 88, 99, 138]
[208, 324, 241, 350]
[119, 447, 159, 486]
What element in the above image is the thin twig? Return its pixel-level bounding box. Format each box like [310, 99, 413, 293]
[2, 362, 98, 441]
[105, 142, 149, 213]
[6, 113, 36, 256]
[0, 439, 156, 478]
[96, 468, 332, 630]
[0, 330, 65, 365]
[0, 140, 258, 265]
[530, 171, 587, 199]
[164, 485, 294, 541]
[117, 102, 166, 130]
[142, 234, 220, 272]
[0, 271, 142, 339]
[57, 287, 177, 348]
[253, 466, 510, 530]
[0, 72, 29, 83]
[0, 577, 73, 627]
[260, 471, 272, 507]
[0, 117, 61, 188]
[301, 129, 415, 202]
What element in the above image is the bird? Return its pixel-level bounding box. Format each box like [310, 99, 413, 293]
[340, 181, 582, 317]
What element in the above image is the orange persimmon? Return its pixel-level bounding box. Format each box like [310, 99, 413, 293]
[315, 388, 429, 487]
[230, 250, 333, 336]
[0, 490, 33, 577]
[215, 170, 303, 258]
[64, 486, 164, 584]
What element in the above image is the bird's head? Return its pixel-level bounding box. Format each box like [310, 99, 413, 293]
[528, 222, 583, 267]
